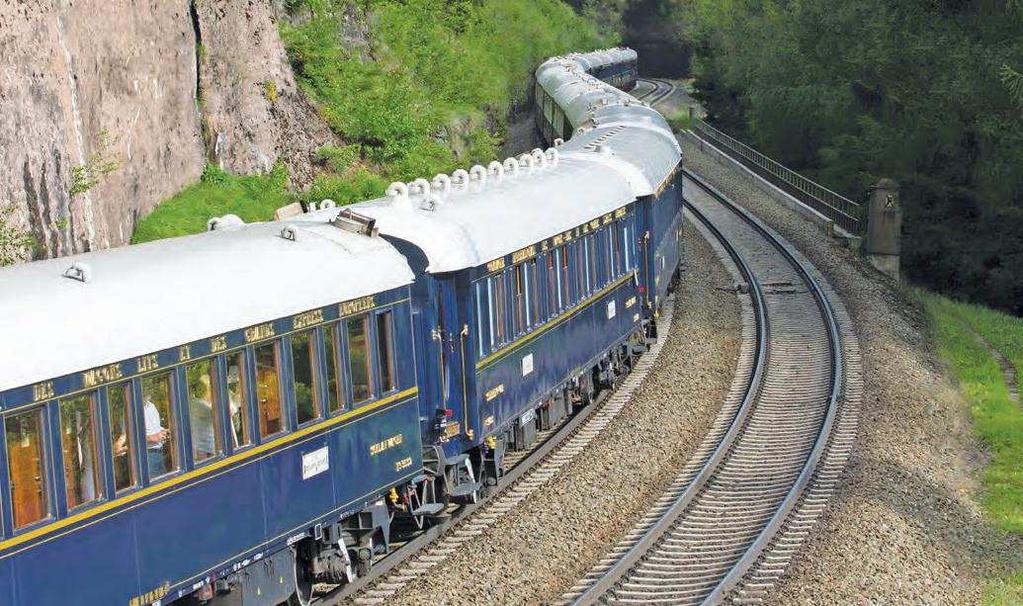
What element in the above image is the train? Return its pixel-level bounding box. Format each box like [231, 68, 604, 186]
[0, 48, 681, 605]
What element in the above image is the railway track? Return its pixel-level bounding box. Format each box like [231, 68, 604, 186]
[561, 169, 860, 605]
[635, 78, 676, 106]
[315, 299, 678, 606]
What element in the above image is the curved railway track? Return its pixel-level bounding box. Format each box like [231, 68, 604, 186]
[562, 169, 860, 605]
[635, 78, 676, 105]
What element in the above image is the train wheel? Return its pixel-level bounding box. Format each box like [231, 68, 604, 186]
[289, 547, 314, 606]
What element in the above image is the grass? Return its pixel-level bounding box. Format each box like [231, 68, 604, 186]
[134, 0, 609, 243]
[131, 165, 290, 244]
[923, 291, 1023, 602]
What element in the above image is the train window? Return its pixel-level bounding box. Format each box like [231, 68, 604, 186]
[546, 253, 558, 317]
[583, 238, 592, 294]
[559, 247, 572, 307]
[141, 372, 178, 479]
[347, 316, 373, 403]
[59, 393, 102, 509]
[226, 352, 252, 448]
[376, 312, 397, 393]
[611, 223, 623, 277]
[186, 360, 223, 464]
[476, 283, 487, 357]
[623, 224, 631, 270]
[526, 259, 538, 327]
[106, 382, 138, 492]
[255, 343, 285, 438]
[5, 408, 49, 529]
[324, 325, 344, 414]
[489, 274, 508, 346]
[587, 235, 599, 292]
[291, 331, 321, 426]
[513, 264, 527, 335]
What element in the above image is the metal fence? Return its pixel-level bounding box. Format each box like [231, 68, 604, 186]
[692, 119, 862, 234]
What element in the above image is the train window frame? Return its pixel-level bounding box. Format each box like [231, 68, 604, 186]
[289, 330, 323, 428]
[105, 381, 140, 494]
[5, 406, 53, 531]
[558, 246, 571, 308]
[513, 264, 527, 336]
[184, 357, 225, 467]
[526, 259, 538, 329]
[545, 251, 558, 319]
[139, 371, 180, 482]
[610, 222, 623, 278]
[375, 310, 398, 395]
[323, 324, 346, 416]
[488, 273, 508, 348]
[346, 314, 375, 406]
[225, 349, 254, 451]
[58, 391, 104, 512]
[623, 222, 632, 271]
[254, 341, 287, 441]
[475, 281, 488, 358]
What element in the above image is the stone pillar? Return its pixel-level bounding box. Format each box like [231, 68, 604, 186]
[865, 179, 902, 280]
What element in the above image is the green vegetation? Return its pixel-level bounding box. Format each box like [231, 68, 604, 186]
[131, 165, 290, 244]
[70, 130, 120, 196]
[135, 0, 607, 243]
[0, 204, 35, 266]
[924, 292, 1023, 602]
[682, 0, 1023, 315]
[281, 0, 605, 184]
[926, 293, 1023, 532]
[985, 572, 1023, 606]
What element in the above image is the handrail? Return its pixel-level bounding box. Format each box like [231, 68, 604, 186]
[692, 119, 862, 234]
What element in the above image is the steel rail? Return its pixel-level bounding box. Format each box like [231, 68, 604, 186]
[568, 168, 845, 605]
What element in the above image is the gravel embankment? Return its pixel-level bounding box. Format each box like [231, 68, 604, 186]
[682, 137, 1023, 604]
[383, 227, 743, 605]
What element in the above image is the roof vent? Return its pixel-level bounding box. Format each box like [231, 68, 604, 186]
[331, 208, 378, 237]
[279, 224, 298, 242]
[207, 214, 245, 231]
[63, 262, 91, 284]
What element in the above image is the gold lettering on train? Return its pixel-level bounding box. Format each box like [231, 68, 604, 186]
[340, 295, 376, 317]
[602, 213, 613, 225]
[484, 384, 505, 402]
[511, 245, 536, 264]
[369, 433, 404, 456]
[484, 415, 495, 427]
[211, 335, 228, 353]
[137, 354, 160, 373]
[625, 296, 637, 309]
[244, 323, 276, 343]
[293, 309, 325, 330]
[486, 258, 506, 273]
[615, 207, 627, 218]
[179, 345, 192, 362]
[394, 456, 413, 472]
[32, 381, 54, 402]
[83, 363, 124, 388]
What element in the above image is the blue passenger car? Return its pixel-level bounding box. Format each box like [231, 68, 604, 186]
[0, 211, 425, 605]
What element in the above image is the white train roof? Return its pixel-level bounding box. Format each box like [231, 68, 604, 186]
[0, 218, 413, 393]
[306, 148, 644, 274]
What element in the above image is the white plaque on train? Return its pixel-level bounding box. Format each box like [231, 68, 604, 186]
[302, 446, 330, 480]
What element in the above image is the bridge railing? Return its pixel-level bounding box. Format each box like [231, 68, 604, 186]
[692, 119, 862, 234]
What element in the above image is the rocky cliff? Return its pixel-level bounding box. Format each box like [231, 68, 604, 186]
[0, 0, 333, 259]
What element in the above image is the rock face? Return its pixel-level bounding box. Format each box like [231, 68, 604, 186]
[0, 0, 204, 256]
[0, 0, 334, 258]
[195, 0, 336, 187]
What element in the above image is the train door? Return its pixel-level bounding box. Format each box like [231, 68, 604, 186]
[433, 277, 467, 449]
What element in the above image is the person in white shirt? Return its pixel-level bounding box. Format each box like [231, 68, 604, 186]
[144, 397, 169, 478]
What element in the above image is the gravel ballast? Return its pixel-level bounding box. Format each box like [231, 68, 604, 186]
[380, 226, 743, 605]
[681, 136, 1023, 604]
